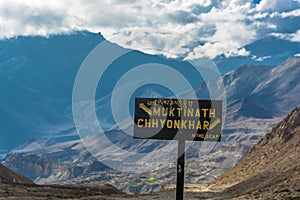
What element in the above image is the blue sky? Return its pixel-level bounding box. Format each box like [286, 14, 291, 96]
[0, 0, 299, 59]
[253, 0, 262, 4]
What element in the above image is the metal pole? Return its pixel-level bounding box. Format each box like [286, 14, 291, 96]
[176, 140, 185, 200]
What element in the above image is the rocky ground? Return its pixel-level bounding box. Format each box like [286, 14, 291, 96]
[0, 182, 237, 200]
[0, 183, 124, 200]
[1, 182, 299, 200]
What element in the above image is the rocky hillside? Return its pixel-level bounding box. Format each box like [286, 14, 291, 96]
[209, 106, 300, 199]
[0, 181, 126, 200]
[0, 162, 125, 199]
[3, 154, 110, 184]
[0, 163, 33, 184]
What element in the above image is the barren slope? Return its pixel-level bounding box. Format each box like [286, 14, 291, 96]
[210, 107, 300, 199]
[0, 163, 33, 184]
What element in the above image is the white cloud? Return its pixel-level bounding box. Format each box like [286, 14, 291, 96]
[225, 48, 251, 58]
[256, 0, 300, 12]
[280, 8, 300, 17]
[291, 30, 300, 42]
[104, 28, 196, 59]
[270, 30, 300, 42]
[198, 0, 212, 7]
[186, 45, 251, 60]
[0, 0, 299, 60]
[252, 55, 271, 61]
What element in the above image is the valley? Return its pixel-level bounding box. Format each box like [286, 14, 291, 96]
[0, 106, 299, 199]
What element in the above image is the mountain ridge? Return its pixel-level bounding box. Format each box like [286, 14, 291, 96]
[215, 36, 300, 74]
[210, 106, 300, 199]
[0, 163, 33, 185]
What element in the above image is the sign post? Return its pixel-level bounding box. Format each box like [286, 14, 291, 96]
[176, 140, 185, 200]
[134, 97, 222, 199]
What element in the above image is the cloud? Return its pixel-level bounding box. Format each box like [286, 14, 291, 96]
[252, 55, 271, 61]
[0, 0, 299, 60]
[225, 48, 251, 58]
[270, 30, 300, 42]
[104, 28, 196, 59]
[280, 8, 300, 17]
[167, 10, 199, 24]
[256, 0, 300, 12]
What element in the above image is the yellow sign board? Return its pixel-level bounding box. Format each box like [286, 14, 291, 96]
[134, 98, 222, 141]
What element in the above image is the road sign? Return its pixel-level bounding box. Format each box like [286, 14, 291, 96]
[134, 97, 222, 142]
[133, 97, 222, 200]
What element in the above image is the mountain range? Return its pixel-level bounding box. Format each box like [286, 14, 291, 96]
[1, 31, 299, 153]
[215, 36, 300, 74]
[0, 31, 300, 193]
[3, 56, 300, 192]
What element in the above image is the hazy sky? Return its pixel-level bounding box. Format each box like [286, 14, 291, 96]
[0, 0, 299, 59]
